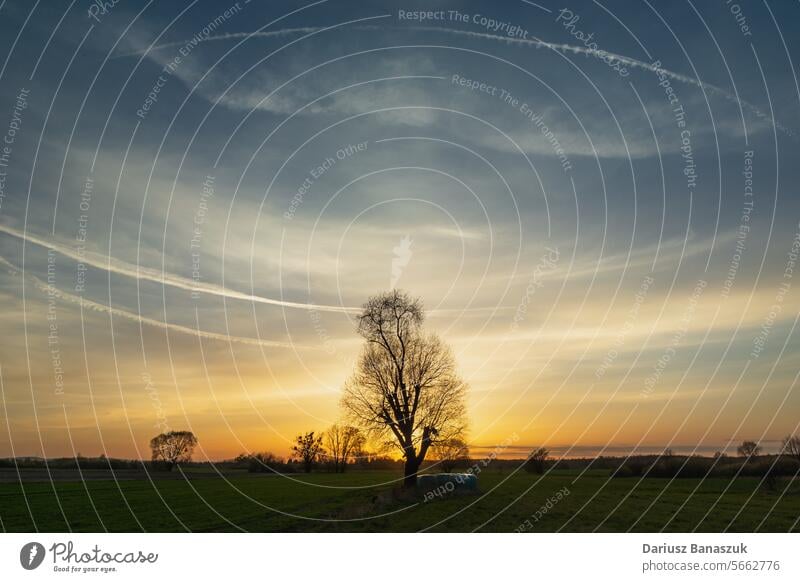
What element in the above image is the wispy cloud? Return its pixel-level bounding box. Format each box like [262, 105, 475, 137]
[410, 26, 793, 138]
[112, 28, 320, 59]
[0, 224, 503, 316]
[117, 23, 793, 137]
[0, 223, 358, 314]
[0, 256, 313, 350]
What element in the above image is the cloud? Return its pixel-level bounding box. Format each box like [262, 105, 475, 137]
[537, 230, 737, 283]
[0, 223, 502, 317]
[112, 28, 321, 59]
[0, 223, 358, 314]
[118, 23, 794, 138]
[410, 26, 793, 138]
[0, 256, 314, 350]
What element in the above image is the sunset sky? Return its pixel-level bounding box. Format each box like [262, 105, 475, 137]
[0, 0, 798, 462]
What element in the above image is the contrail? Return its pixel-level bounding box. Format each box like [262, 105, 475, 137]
[0, 224, 506, 316]
[0, 223, 358, 314]
[0, 255, 315, 350]
[116, 24, 792, 137]
[409, 26, 793, 138]
[111, 27, 319, 59]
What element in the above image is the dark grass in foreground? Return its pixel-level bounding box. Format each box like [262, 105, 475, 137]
[0, 469, 797, 532]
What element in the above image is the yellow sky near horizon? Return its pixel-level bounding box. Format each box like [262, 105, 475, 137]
[2, 253, 797, 462]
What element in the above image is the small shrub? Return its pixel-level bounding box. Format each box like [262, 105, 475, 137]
[740, 456, 800, 479]
[615, 459, 648, 478]
[236, 451, 285, 473]
[525, 447, 550, 474]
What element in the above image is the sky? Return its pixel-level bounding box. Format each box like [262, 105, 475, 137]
[0, 0, 798, 461]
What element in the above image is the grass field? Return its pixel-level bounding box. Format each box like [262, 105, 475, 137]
[0, 469, 797, 532]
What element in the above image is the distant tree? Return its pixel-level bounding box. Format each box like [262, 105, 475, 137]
[236, 451, 284, 473]
[341, 290, 468, 488]
[431, 437, 470, 473]
[292, 431, 324, 473]
[149, 431, 198, 471]
[324, 425, 365, 473]
[525, 447, 550, 474]
[349, 436, 368, 467]
[737, 440, 762, 459]
[782, 435, 800, 461]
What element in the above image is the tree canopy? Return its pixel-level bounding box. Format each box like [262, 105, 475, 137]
[341, 290, 467, 487]
[149, 431, 198, 470]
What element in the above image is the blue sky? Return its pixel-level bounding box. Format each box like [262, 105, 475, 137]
[0, 0, 798, 459]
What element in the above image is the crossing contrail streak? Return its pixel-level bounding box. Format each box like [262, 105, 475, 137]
[0, 224, 505, 316]
[409, 26, 793, 137]
[0, 255, 315, 350]
[0, 223, 358, 314]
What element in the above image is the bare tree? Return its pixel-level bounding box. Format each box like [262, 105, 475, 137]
[341, 290, 467, 487]
[349, 434, 368, 467]
[325, 424, 366, 473]
[149, 431, 198, 471]
[431, 437, 470, 473]
[737, 440, 762, 458]
[292, 431, 324, 473]
[782, 434, 800, 461]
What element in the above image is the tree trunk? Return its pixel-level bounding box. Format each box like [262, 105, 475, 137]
[403, 456, 419, 488]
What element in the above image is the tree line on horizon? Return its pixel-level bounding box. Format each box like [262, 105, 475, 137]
[4, 435, 799, 480]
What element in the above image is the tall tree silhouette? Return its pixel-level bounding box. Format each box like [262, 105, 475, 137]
[325, 424, 365, 473]
[292, 431, 324, 473]
[341, 290, 467, 487]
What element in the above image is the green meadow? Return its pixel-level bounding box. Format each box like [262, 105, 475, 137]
[1, 469, 797, 532]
